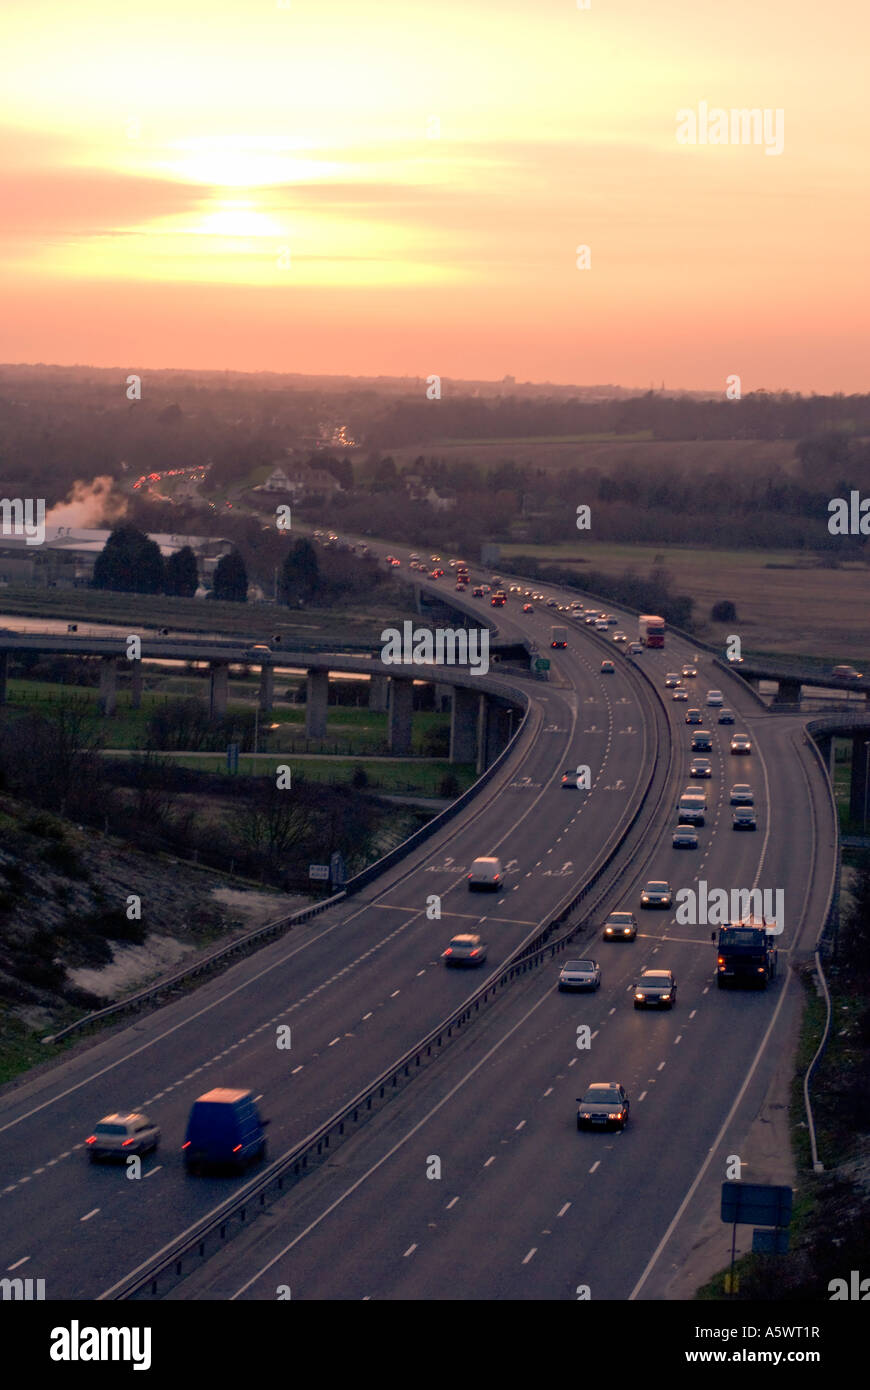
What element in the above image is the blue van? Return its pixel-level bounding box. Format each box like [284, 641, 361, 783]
[182, 1088, 268, 1174]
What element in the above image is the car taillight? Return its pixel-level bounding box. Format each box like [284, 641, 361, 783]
[86, 1136, 96, 1145]
[470, 949, 479, 957]
[122, 1137, 135, 1146]
[444, 948, 452, 956]
[492, 874, 500, 882]
[233, 1144, 243, 1153]
[182, 1140, 191, 1149]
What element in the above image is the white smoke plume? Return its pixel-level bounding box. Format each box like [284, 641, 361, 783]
[45, 476, 128, 529]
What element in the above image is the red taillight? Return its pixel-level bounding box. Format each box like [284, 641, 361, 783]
[492, 875, 500, 881]
[233, 1144, 242, 1153]
[469, 949, 479, 957]
[86, 1136, 96, 1145]
[182, 1140, 191, 1149]
[467, 873, 472, 880]
[444, 948, 452, 956]
[122, 1137, 135, 1146]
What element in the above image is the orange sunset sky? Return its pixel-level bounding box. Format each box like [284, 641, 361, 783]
[0, 0, 867, 391]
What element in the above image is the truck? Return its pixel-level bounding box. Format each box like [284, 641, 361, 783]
[550, 626, 568, 649]
[712, 920, 778, 988]
[638, 614, 666, 648]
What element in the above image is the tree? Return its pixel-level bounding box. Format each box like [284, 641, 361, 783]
[711, 600, 737, 622]
[280, 539, 319, 604]
[92, 524, 165, 593]
[212, 549, 248, 602]
[164, 546, 199, 597]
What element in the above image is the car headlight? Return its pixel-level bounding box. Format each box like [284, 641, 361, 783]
[635, 992, 645, 1000]
[660, 993, 671, 1001]
[623, 928, 631, 935]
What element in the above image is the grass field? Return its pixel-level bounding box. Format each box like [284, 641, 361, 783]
[497, 539, 870, 662]
[105, 753, 476, 795]
[4, 678, 452, 756]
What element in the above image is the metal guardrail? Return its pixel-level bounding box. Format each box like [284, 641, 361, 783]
[108, 638, 671, 1300]
[44, 890, 348, 1044]
[797, 722, 843, 1172]
[46, 676, 531, 1043]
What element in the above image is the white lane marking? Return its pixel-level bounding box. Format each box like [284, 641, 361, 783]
[416, 970, 426, 977]
[362, 1012, 373, 1020]
[515, 1120, 526, 1131]
[390, 990, 401, 998]
[543, 1087, 553, 1097]
[7, 1257, 29, 1270]
[80, 1208, 99, 1222]
[674, 1035, 682, 1045]
[689, 1010, 697, 1019]
[328, 1037, 341, 1047]
[557, 1202, 571, 1218]
[145, 1166, 162, 1178]
[589, 1161, 600, 1174]
[403, 1244, 417, 1257]
[522, 1248, 537, 1264]
[657, 1062, 666, 1071]
[446, 1197, 459, 1210]
[484, 1156, 496, 1168]
[638, 1091, 647, 1102]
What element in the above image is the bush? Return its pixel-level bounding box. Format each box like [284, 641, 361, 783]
[438, 773, 460, 798]
[711, 600, 737, 622]
[351, 766, 369, 789]
[40, 840, 87, 878]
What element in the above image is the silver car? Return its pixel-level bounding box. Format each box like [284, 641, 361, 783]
[86, 1112, 160, 1162]
[730, 784, 754, 805]
[672, 824, 699, 849]
[640, 881, 672, 908]
[558, 958, 601, 991]
[442, 933, 488, 966]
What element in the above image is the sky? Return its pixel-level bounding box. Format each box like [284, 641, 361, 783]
[0, 0, 867, 391]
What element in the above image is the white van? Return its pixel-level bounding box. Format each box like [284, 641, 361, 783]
[468, 857, 504, 891]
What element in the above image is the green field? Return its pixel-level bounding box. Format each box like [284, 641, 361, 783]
[497, 539, 870, 662]
[105, 752, 476, 795]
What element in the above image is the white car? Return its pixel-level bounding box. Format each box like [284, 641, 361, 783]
[86, 1112, 160, 1162]
[628, 642, 644, 654]
[705, 690, 724, 706]
[443, 934, 487, 966]
[558, 958, 601, 991]
[730, 735, 752, 754]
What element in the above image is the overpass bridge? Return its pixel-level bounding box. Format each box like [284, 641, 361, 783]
[0, 628, 527, 775]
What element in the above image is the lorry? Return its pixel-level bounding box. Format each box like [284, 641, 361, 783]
[712, 920, 778, 988]
[550, 626, 568, 648]
[638, 615, 666, 648]
[182, 1088, 269, 1173]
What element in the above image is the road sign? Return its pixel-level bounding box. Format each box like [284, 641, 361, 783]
[534, 658, 551, 671]
[752, 1227, 790, 1254]
[721, 1183, 793, 1227]
[308, 864, 330, 881]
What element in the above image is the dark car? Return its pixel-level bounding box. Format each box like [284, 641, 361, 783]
[182, 1089, 268, 1174]
[691, 730, 713, 752]
[732, 807, 758, 830]
[577, 1082, 630, 1131]
[718, 709, 735, 724]
[633, 968, 677, 1009]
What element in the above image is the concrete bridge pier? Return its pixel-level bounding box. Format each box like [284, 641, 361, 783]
[368, 674, 389, 711]
[388, 676, 414, 755]
[449, 687, 480, 764]
[208, 663, 229, 720]
[258, 664, 274, 713]
[306, 669, 329, 737]
[130, 662, 143, 710]
[850, 734, 870, 826]
[98, 657, 118, 716]
[813, 732, 834, 775]
[772, 677, 802, 707]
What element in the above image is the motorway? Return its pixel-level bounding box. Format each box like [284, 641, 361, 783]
[0, 566, 673, 1300]
[171, 548, 836, 1300]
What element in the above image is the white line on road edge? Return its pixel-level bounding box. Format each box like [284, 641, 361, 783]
[629, 965, 797, 1300]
